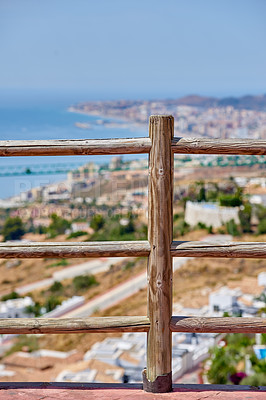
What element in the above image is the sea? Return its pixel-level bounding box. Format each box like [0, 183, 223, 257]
[0, 92, 147, 200]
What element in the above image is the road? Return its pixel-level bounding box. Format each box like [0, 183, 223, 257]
[63, 257, 191, 317]
[16, 235, 230, 295]
[16, 257, 122, 295]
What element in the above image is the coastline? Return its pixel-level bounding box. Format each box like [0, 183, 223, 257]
[68, 106, 147, 132]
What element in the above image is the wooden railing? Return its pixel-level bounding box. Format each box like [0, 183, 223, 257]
[0, 115, 266, 393]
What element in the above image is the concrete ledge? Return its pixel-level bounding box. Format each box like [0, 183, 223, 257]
[0, 383, 266, 399]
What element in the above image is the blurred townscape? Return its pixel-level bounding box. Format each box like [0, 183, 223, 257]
[0, 96, 266, 386]
[1, 0, 266, 390]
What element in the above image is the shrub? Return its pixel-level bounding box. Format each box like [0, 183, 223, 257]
[258, 219, 266, 235]
[197, 186, 206, 202]
[73, 274, 98, 291]
[241, 373, 266, 386]
[207, 225, 213, 234]
[255, 205, 266, 221]
[35, 225, 47, 234]
[207, 334, 254, 385]
[123, 261, 135, 271]
[4, 335, 39, 356]
[197, 222, 207, 230]
[47, 213, 71, 238]
[226, 219, 240, 237]
[173, 213, 180, 221]
[173, 219, 190, 237]
[2, 216, 25, 241]
[25, 302, 42, 317]
[219, 194, 242, 207]
[1, 291, 21, 301]
[67, 230, 87, 239]
[90, 214, 105, 231]
[45, 295, 61, 312]
[207, 346, 236, 384]
[47, 259, 69, 268]
[239, 204, 252, 233]
[49, 281, 63, 293]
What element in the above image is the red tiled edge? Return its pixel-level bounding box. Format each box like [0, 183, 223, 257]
[0, 383, 266, 399]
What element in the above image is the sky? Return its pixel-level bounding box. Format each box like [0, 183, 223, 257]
[0, 0, 266, 100]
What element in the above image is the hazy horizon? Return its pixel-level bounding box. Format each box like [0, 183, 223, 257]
[0, 88, 266, 109]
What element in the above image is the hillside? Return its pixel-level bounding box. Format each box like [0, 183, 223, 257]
[169, 94, 266, 110]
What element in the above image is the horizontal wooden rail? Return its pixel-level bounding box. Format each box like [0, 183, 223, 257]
[0, 316, 150, 334]
[1, 315, 266, 335]
[171, 316, 266, 333]
[171, 240, 266, 258]
[0, 240, 265, 259]
[0, 138, 151, 156]
[172, 137, 266, 155]
[1, 137, 266, 157]
[0, 241, 150, 258]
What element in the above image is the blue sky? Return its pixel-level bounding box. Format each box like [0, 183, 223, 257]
[0, 0, 266, 99]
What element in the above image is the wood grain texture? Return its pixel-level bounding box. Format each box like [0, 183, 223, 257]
[0, 241, 150, 258]
[0, 137, 266, 157]
[1, 315, 266, 335]
[0, 138, 151, 156]
[1, 240, 265, 259]
[0, 316, 150, 334]
[171, 241, 266, 258]
[1, 137, 265, 157]
[171, 316, 266, 333]
[172, 137, 266, 155]
[147, 115, 174, 385]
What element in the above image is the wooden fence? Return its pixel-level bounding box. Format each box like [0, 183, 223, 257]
[0, 115, 266, 393]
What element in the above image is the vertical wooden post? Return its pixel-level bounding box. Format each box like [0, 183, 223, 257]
[143, 115, 174, 393]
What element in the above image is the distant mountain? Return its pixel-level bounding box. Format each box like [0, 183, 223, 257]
[170, 94, 266, 111]
[169, 95, 218, 108]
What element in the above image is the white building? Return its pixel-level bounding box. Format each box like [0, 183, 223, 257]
[258, 272, 266, 288]
[185, 201, 240, 228]
[0, 297, 34, 319]
[57, 330, 218, 384]
[209, 287, 241, 313]
[43, 296, 85, 318]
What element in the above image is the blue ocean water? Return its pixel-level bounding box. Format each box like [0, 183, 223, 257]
[0, 101, 147, 199]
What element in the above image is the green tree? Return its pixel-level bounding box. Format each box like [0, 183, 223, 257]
[226, 333, 254, 351]
[45, 295, 61, 312]
[258, 219, 266, 235]
[207, 334, 254, 385]
[197, 186, 206, 202]
[250, 354, 266, 374]
[239, 203, 252, 233]
[47, 214, 71, 238]
[261, 333, 266, 344]
[207, 346, 236, 384]
[90, 214, 105, 231]
[226, 219, 240, 237]
[119, 214, 135, 235]
[25, 302, 42, 317]
[219, 194, 242, 207]
[255, 205, 266, 221]
[173, 219, 190, 237]
[2, 216, 25, 241]
[35, 225, 47, 234]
